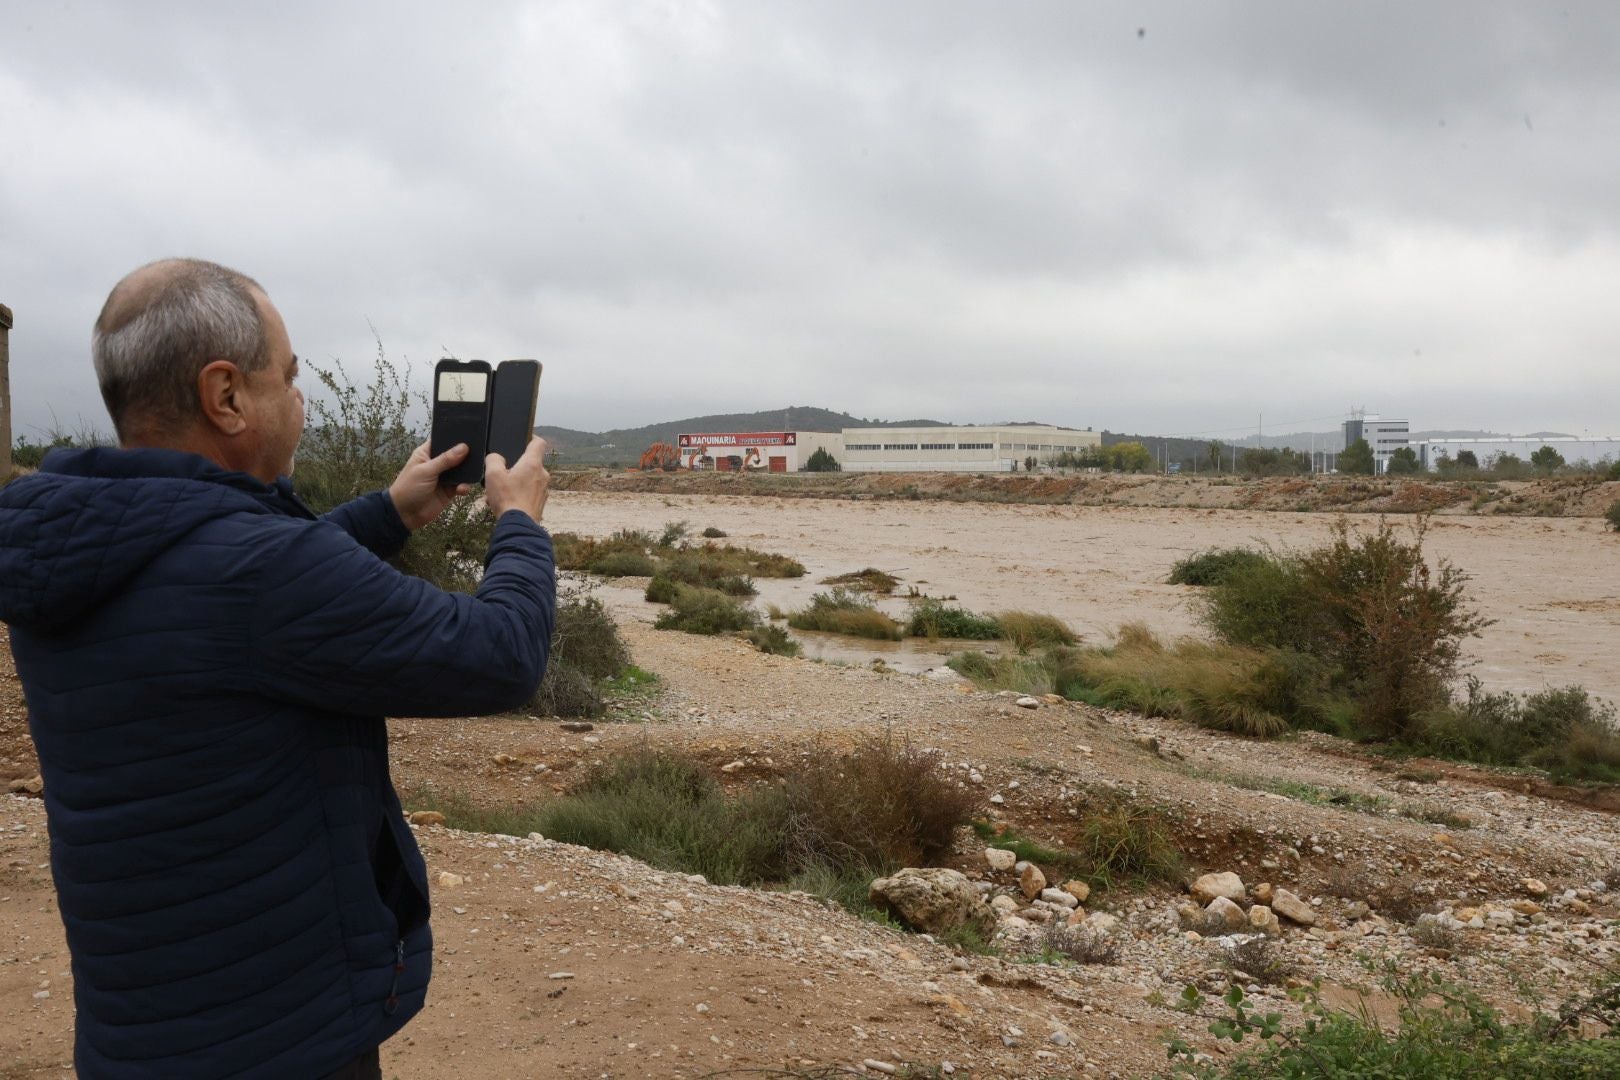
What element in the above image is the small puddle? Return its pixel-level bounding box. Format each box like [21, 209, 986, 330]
[780, 626, 999, 675]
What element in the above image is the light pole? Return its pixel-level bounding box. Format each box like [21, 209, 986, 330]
[1, 303, 12, 479]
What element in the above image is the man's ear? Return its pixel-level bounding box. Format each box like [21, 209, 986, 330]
[197, 360, 248, 436]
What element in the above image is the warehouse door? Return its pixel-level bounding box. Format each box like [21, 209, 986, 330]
[769, 456, 787, 473]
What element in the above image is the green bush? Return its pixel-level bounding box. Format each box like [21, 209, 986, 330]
[1168, 548, 1270, 587]
[1202, 519, 1490, 739]
[586, 549, 659, 577]
[528, 589, 632, 717]
[745, 624, 801, 657]
[657, 550, 757, 596]
[1607, 499, 1620, 532]
[906, 599, 1001, 640]
[420, 740, 981, 915]
[643, 573, 681, 604]
[787, 589, 904, 640]
[803, 447, 841, 472]
[1171, 970, 1620, 1079]
[1071, 788, 1185, 888]
[653, 585, 760, 635]
[1409, 680, 1620, 784]
[701, 526, 727, 538]
[1608, 461, 1620, 481]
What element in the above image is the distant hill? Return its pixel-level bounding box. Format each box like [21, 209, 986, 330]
[537, 407, 948, 464]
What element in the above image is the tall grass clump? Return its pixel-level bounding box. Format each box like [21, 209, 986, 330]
[652, 585, 760, 635]
[1607, 499, 1620, 532]
[996, 610, 1078, 651]
[656, 549, 758, 596]
[787, 589, 904, 640]
[745, 624, 802, 657]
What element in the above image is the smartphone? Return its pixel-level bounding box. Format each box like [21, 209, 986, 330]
[430, 359, 492, 487]
[488, 360, 543, 469]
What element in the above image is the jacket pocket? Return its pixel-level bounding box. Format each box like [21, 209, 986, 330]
[375, 812, 431, 934]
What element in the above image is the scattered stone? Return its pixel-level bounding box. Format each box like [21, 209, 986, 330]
[1085, 912, 1120, 934]
[1019, 863, 1047, 900]
[720, 760, 745, 773]
[1207, 896, 1248, 931]
[1041, 693, 1065, 705]
[436, 871, 465, 888]
[1062, 880, 1091, 904]
[1271, 888, 1316, 926]
[869, 868, 996, 936]
[491, 753, 515, 766]
[408, 811, 446, 827]
[863, 1061, 897, 1075]
[1252, 883, 1274, 905]
[1015, 696, 1040, 710]
[559, 722, 594, 733]
[1343, 901, 1370, 921]
[990, 894, 1019, 915]
[1041, 888, 1080, 910]
[1510, 900, 1543, 916]
[1192, 872, 1246, 905]
[1521, 878, 1550, 898]
[989, 793, 1005, 805]
[985, 847, 1017, 872]
[548, 972, 575, 980]
[1049, 1030, 1072, 1047]
[1248, 905, 1281, 936]
[7, 776, 44, 796]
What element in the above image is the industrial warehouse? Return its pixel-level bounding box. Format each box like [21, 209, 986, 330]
[673, 424, 1102, 473]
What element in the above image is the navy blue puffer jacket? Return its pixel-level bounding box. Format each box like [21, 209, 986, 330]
[0, 448, 555, 1078]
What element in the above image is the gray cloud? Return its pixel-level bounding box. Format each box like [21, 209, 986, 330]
[2, 0, 1616, 442]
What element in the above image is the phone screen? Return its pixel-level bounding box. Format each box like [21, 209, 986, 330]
[437, 370, 489, 403]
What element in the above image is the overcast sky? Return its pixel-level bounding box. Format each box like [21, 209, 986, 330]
[2, 1, 1617, 442]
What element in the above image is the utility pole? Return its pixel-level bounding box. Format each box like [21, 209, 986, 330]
[1, 302, 12, 479]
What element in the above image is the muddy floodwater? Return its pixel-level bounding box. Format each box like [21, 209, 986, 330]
[547, 490, 1620, 703]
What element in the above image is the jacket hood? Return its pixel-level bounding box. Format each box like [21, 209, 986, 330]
[0, 447, 312, 631]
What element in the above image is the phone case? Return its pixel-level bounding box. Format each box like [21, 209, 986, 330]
[488, 360, 543, 468]
[430, 359, 493, 486]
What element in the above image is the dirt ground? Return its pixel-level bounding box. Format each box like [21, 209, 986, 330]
[3, 493, 1619, 1079]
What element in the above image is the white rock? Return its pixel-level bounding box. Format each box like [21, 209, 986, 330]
[1206, 896, 1248, 931]
[989, 793, 1005, 805]
[435, 871, 465, 888]
[1247, 905, 1281, 936]
[1191, 872, 1247, 905]
[985, 847, 1017, 872]
[1015, 696, 1040, 709]
[1271, 888, 1317, 926]
[1041, 888, 1080, 909]
[720, 760, 745, 773]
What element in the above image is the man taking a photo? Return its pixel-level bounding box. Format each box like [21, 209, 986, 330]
[0, 258, 556, 1078]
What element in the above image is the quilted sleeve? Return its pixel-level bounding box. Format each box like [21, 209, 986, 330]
[247, 510, 556, 717]
[319, 490, 412, 560]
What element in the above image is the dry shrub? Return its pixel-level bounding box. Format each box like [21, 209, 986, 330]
[785, 735, 984, 871]
[1220, 935, 1295, 986]
[653, 585, 759, 635]
[822, 568, 899, 594]
[1037, 920, 1121, 965]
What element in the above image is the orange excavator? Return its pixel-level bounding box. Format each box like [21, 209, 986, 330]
[638, 442, 681, 471]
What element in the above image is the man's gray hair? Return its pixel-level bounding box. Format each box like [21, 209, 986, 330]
[92, 258, 270, 439]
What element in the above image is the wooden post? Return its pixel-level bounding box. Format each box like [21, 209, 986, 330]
[0, 303, 12, 479]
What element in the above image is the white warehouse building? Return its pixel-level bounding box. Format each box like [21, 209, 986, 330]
[1418, 436, 1620, 471]
[840, 425, 1101, 473]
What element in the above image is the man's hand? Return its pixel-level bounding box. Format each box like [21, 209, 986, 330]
[388, 441, 472, 531]
[484, 436, 550, 522]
